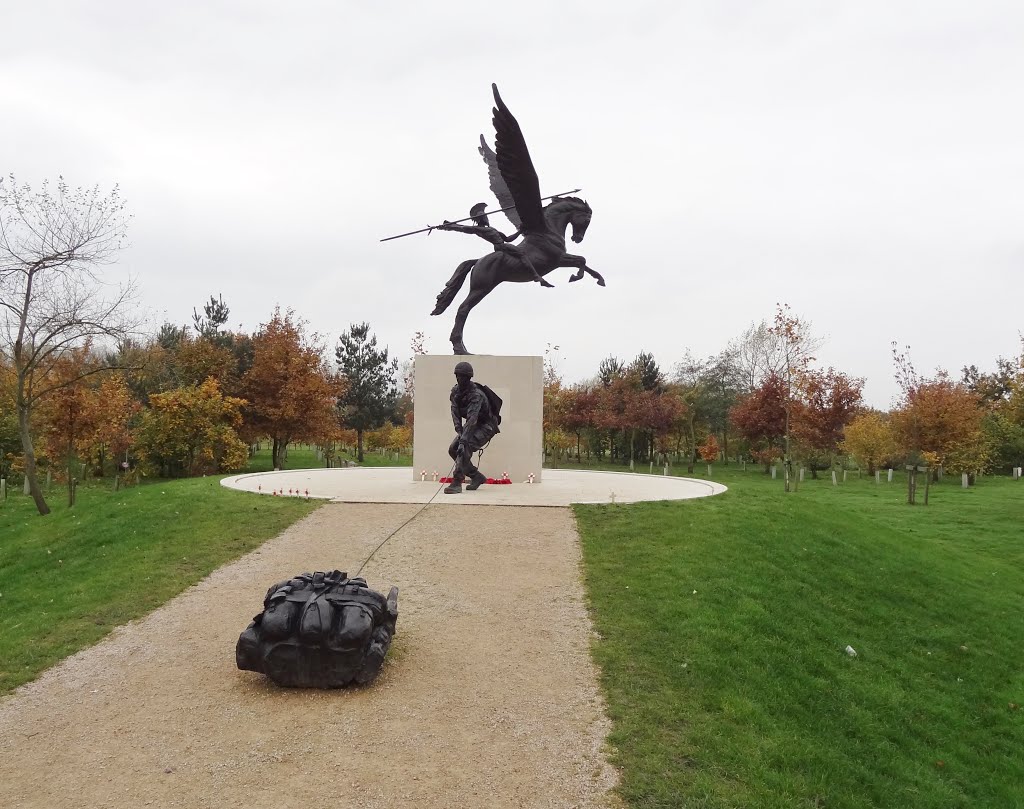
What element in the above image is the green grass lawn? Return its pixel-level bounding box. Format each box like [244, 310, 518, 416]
[4, 451, 1021, 807]
[0, 443, 409, 695]
[575, 466, 1024, 808]
[244, 444, 412, 472]
[0, 475, 319, 695]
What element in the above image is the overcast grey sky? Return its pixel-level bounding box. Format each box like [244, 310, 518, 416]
[3, 1, 1021, 407]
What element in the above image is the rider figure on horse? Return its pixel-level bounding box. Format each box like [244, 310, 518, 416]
[438, 203, 554, 288]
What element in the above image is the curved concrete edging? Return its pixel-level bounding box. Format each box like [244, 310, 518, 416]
[221, 466, 727, 506]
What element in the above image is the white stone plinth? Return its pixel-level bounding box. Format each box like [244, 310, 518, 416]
[412, 355, 543, 482]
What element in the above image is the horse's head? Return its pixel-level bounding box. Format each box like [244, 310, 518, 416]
[570, 201, 592, 243]
[545, 197, 593, 243]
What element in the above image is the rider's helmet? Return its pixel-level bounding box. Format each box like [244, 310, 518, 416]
[454, 361, 474, 378]
[469, 203, 489, 228]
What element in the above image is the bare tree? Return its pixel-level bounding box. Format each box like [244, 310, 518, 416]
[0, 175, 134, 515]
[731, 320, 787, 392]
[671, 351, 708, 472]
[727, 307, 823, 489]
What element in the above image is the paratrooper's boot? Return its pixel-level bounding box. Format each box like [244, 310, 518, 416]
[466, 471, 487, 491]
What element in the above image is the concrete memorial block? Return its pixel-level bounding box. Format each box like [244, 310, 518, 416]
[771, 465, 777, 479]
[413, 354, 543, 483]
[962, 473, 969, 488]
[887, 468, 893, 482]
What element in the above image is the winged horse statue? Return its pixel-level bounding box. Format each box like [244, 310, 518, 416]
[431, 84, 605, 355]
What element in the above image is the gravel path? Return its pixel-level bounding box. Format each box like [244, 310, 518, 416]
[0, 503, 621, 809]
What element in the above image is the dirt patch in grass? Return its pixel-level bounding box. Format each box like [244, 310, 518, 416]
[0, 503, 620, 809]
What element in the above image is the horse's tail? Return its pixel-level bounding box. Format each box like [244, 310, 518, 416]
[431, 259, 476, 316]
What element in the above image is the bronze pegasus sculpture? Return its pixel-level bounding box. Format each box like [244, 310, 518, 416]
[431, 84, 605, 355]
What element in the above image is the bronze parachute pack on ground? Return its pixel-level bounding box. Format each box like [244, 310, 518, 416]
[236, 570, 399, 688]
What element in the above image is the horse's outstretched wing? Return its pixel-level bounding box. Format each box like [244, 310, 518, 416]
[478, 134, 521, 230]
[491, 84, 545, 234]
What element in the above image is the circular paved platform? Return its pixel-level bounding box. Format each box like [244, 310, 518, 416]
[221, 467, 727, 506]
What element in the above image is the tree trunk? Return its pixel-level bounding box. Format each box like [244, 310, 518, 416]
[357, 429, 365, 463]
[17, 401, 50, 515]
[272, 437, 289, 470]
[783, 406, 792, 492]
[686, 418, 696, 473]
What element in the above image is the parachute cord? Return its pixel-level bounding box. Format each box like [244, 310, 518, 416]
[353, 461, 457, 578]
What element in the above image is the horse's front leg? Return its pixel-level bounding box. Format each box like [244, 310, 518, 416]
[560, 254, 607, 287]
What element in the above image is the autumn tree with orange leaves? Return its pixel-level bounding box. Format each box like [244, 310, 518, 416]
[891, 345, 989, 482]
[240, 308, 342, 470]
[0, 357, 18, 478]
[134, 377, 247, 477]
[35, 346, 95, 501]
[791, 368, 864, 476]
[841, 412, 897, 475]
[730, 373, 787, 470]
[698, 434, 720, 475]
[548, 384, 597, 462]
[36, 365, 140, 502]
[80, 374, 140, 474]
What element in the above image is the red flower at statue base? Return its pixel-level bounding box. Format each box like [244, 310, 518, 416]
[437, 476, 513, 485]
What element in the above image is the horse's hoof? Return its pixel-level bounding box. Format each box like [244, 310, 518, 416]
[568, 275, 581, 283]
[540, 280, 554, 288]
[597, 278, 607, 287]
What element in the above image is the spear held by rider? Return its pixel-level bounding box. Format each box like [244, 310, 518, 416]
[378, 189, 582, 242]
